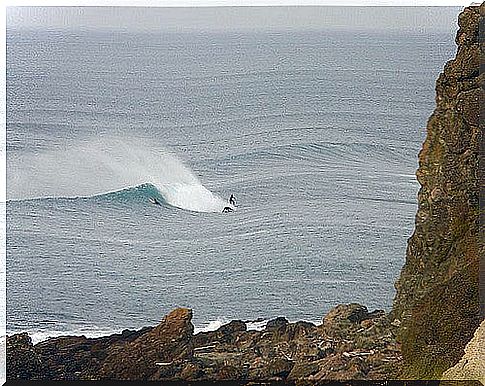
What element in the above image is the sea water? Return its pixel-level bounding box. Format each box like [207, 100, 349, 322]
[6, 27, 456, 342]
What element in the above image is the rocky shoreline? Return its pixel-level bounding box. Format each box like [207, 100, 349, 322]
[7, 304, 401, 381]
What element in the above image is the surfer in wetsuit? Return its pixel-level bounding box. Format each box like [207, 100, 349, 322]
[223, 194, 236, 213]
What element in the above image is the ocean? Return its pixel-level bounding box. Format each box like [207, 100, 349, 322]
[6, 26, 456, 342]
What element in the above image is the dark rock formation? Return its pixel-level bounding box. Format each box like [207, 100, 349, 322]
[6, 333, 45, 380]
[391, 4, 482, 379]
[6, 326, 152, 380]
[6, 305, 401, 381]
[98, 307, 194, 380]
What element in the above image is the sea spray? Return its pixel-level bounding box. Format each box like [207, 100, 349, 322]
[7, 137, 227, 213]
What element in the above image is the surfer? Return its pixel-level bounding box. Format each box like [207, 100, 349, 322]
[229, 194, 236, 206]
[222, 206, 234, 213]
[149, 197, 162, 206]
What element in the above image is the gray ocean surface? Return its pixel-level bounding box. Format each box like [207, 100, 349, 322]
[6, 27, 456, 341]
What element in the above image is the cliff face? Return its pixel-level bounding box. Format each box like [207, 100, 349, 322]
[392, 4, 482, 379]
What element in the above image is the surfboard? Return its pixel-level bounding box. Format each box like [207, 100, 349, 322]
[149, 197, 162, 206]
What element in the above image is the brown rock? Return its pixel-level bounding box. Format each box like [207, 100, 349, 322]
[312, 354, 368, 380]
[216, 364, 243, 380]
[6, 333, 46, 380]
[179, 362, 204, 380]
[266, 320, 316, 343]
[456, 88, 481, 127]
[192, 319, 247, 349]
[266, 317, 289, 331]
[360, 319, 374, 329]
[98, 308, 194, 380]
[32, 326, 152, 380]
[267, 357, 294, 378]
[287, 359, 322, 379]
[323, 303, 369, 326]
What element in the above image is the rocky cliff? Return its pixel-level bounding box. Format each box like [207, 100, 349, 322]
[392, 4, 482, 379]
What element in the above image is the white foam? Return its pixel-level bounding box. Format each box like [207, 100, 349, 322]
[154, 182, 227, 213]
[7, 136, 228, 213]
[8, 327, 124, 345]
[11, 320, 248, 345]
[193, 319, 228, 334]
[193, 319, 269, 334]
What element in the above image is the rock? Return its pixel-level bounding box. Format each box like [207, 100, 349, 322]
[360, 319, 374, 329]
[266, 319, 316, 343]
[284, 321, 316, 341]
[218, 320, 247, 335]
[392, 4, 481, 379]
[323, 303, 369, 326]
[247, 356, 294, 380]
[266, 357, 294, 378]
[366, 309, 385, 320]
[6, 333, 46, 380]
[32, 326, 152, 380]
[441, 320, 485, 384]
[192, 319, 247, 347]
[266, 317, 289, 331]
[35, 335, 98, 380]
[5, 305, 401, 381]
[98, 308, 194, 380]
[311, 354, 368, 380]
[179, 362, 204, 380]
[215, 365, 243, 380]
[287, 359, 322, 379]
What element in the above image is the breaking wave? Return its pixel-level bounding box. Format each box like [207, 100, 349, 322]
[7, 137, 228, 213]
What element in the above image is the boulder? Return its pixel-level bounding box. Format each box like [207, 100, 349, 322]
[323, 303, 370, 327]
[98, 308, 194, 380]
[6, 333, 46, 380]
[266, 317, 289, 331]
[192, 319, 247, 347]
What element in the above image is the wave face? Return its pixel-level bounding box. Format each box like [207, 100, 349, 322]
[7, 137, 228, 213]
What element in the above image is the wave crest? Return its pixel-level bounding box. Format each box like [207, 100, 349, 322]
[8, 137, 228, 213]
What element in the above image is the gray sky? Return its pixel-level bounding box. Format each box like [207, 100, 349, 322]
[6, 6, 462, 33]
